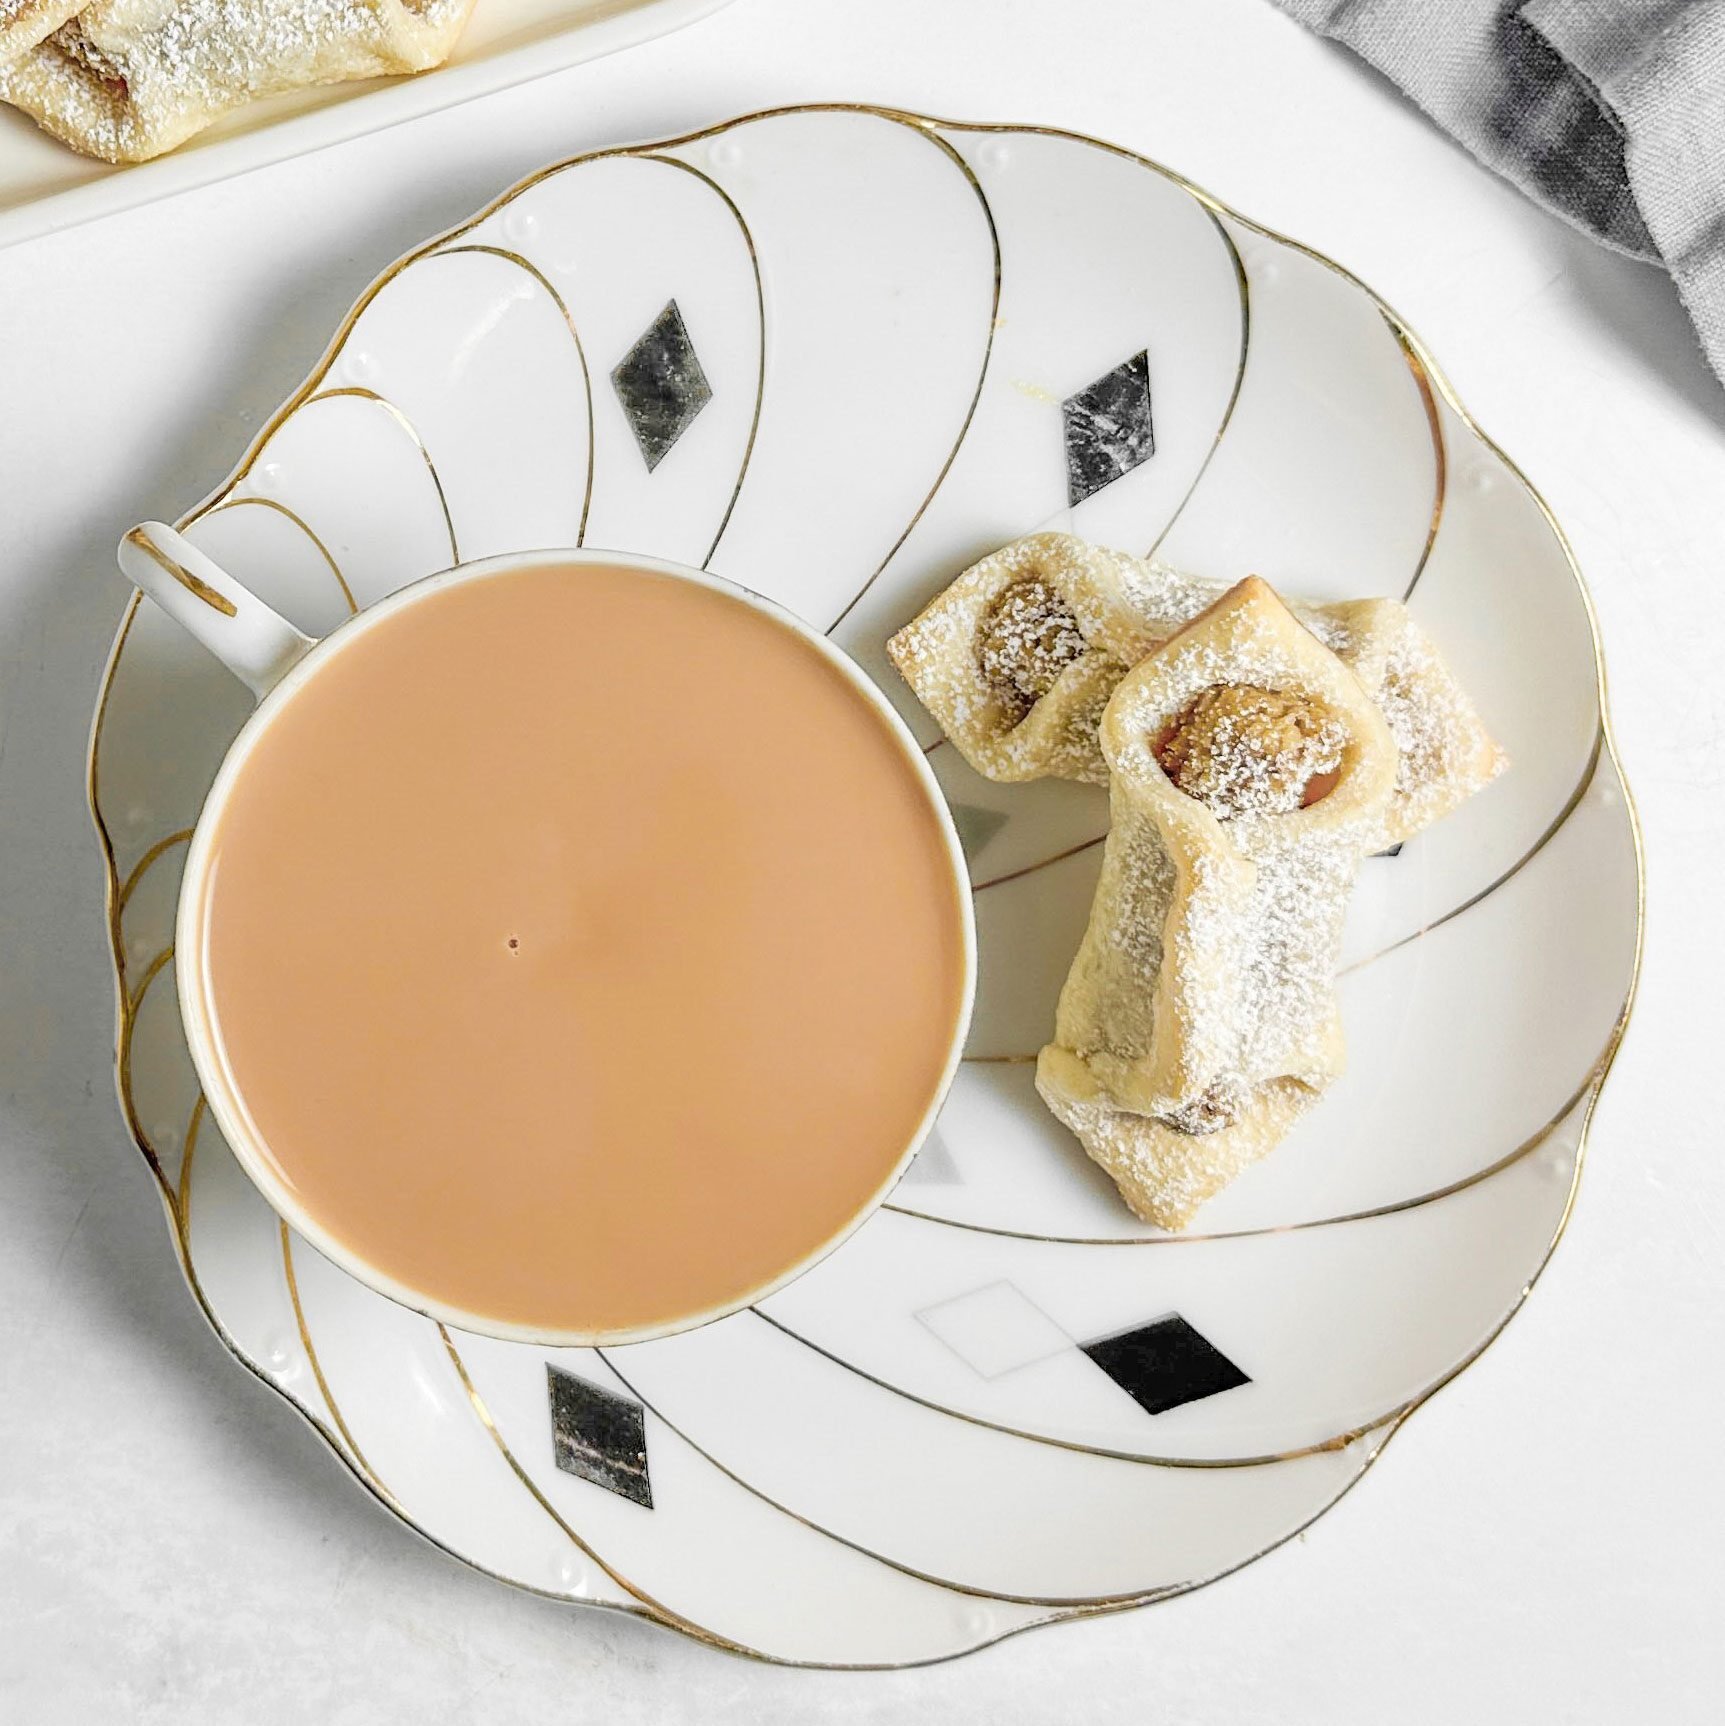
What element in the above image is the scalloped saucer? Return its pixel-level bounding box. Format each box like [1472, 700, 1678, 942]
[88, 105, 1642, 1668]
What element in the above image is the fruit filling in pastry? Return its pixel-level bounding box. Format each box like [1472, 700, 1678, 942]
[1159, 1079, 1244, 1139]
[889, 531, 1504, 845]
[977, 578, 1089, 723]
[1154, 684, 1345, 818]
[893, 538, 1508, 1230]
[0, 0, 478, 164]
[885, 533, 1160, 785]
[1033, 577, 1400, 1225]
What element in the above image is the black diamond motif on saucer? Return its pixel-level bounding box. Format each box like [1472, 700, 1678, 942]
[547, 1365, 652, 1507]
[612, 299, 712, 472]
[1063, 349, 1155, 507]
[1081, 1313, 1248, 1416]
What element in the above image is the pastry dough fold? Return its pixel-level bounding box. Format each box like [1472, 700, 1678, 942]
[0, 0, 475, 162]
[889, 532, 1505, 848]
[1036, 578, 1399, 1229]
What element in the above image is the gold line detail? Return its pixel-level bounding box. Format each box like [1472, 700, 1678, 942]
[88, 589, 142, 994]
[594, 1349, 1180, 1609]
[1144, 208, 1252, 559]
[823, 127, 1003, 637]
[169, 1095, 619, 1622]
[972, 831, 1105, 893]
[980, 1409, 1398, 1657]
[82, 104, 1646, 1669]
[304, 388, 461, 566]
[436, 1325, 784, 1661]
[123, 528, 238, 616]
[116, 828, 194, 912]
[178, 1093, 205, 1224]
[750, 1306, 1369, 1471]
[636, 154, 768, 571]
[886, 1054, 1604, 1247]
[204, 496, 358, 615]
[595, 1353, 1414, 1644]
[435, 246, 596, 548]
[115, 941, 176, 1198]
[124, 944, 173, 1015]
[1385, 316, 1448, 602]
[279, 1222, 394, 1502]
[958, 726, 1602, 1059]
[1339, 726, 1605, 978]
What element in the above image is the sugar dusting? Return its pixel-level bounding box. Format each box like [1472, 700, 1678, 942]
[0, 0, 473, 162]
[1038, 1063, 1316, 1231]
[885, 534, 1151, 786]
[1156, 684, 1346, 821]
[976, 577, 1088, 723]
[0, 0, 85, 67]
[1375, 622, 1509, 838]
[1040, 720, 1369, 1230]
[1101, 626, 1380, 1120]
[1021, 571, 1430, 1230]
[889, 532, 1505, 839]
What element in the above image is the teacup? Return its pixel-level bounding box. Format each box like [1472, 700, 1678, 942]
[118, 523, 975, 1346]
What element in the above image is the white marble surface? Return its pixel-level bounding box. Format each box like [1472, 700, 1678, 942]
[0, 0, 1718, 1718]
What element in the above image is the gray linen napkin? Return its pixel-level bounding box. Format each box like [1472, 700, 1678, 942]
[1273, 0, 1725, 389]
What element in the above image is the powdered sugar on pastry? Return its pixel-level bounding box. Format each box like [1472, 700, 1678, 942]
[0, 0, 476, 162]
[888, 531, 1506, 849]
[885, 533, 1164, 785]
[1038, 1063, 1316, 1231]
[0, 0, 84, 73]
[1157, 684, 1346, 819]
[1036, 578, 1400, 1231]
[1374, 619, 1509, 841]
[892, 537, 1508, 1230]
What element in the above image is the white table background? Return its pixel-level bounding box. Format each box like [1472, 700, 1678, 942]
[1, 0, 1719, 1718]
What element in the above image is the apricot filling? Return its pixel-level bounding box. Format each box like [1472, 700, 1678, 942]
[1160, 1081, 1242, 1138]
[1155, 684, 1344, 819]
[977, 578, 1087, 722]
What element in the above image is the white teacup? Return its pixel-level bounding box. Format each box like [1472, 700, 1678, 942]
[117, 522, 976, 1346]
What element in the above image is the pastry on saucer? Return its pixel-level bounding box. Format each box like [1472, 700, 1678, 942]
[889, 533, 1505, 849]
[1035, 578, 1398, 1230]
[884, 533, 1169, 785]
[892, 536, 1508, 1230]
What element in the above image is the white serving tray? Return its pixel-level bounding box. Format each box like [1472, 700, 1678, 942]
[0, 0, 733, 252]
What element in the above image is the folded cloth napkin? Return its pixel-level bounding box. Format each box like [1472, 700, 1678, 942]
[1273, 0, 1725, 391]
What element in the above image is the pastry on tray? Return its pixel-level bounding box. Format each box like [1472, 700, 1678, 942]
[888, 531, 1505, 848]
[890, 538, 1508, 1231]
[0, 0, 476, 162]
[0, 0, 85, 73]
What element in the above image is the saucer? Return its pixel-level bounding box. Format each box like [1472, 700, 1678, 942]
[88, 105, 1642, 1667]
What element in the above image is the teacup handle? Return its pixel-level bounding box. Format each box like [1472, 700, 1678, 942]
[117, 520, 317, 701]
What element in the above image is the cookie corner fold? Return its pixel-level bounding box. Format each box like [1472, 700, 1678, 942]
[1041, 575, 1398, 1230]
[0, 0, 479, 163]
[885, 532, 1158, 787]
